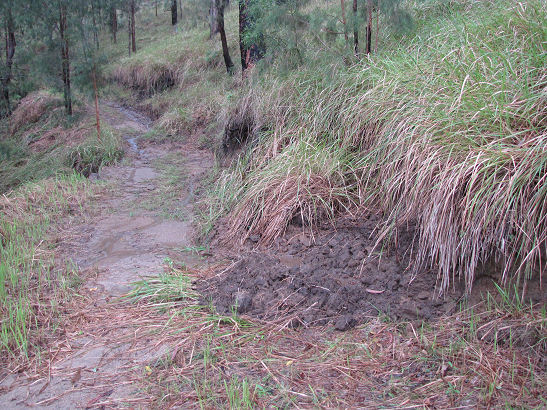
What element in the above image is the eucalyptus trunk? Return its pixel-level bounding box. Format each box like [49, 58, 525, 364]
[216, 0, 234, 75]
[1, 4, 15, 115]
[59, 3, 72, 115]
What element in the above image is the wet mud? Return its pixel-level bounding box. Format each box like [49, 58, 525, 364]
[201, 216, 465, 330]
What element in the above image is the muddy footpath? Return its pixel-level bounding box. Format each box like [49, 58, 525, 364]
[1, 102, 544, 409]
[0, 102, 213, 408]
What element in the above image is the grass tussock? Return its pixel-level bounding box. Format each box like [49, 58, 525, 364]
[0, 175, 96, 362]
[9, 91, 62, 135]
[216, 0, 547, 293]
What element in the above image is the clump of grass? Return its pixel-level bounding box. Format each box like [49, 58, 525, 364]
[0, 175, 96, 362]
[215, 0, 547, 293]
[8, 91, 62, 135]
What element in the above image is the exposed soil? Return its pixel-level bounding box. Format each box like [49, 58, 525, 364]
[1, 101, 544, 409]
[201, 217, 467, 330]
[203, 219, 545, 332]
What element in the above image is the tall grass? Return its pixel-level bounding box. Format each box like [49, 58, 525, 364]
[215, 0, 546, 293]
[0, 175, 94, 361]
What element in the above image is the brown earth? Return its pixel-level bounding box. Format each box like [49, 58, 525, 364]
[202, 217, 545, 331]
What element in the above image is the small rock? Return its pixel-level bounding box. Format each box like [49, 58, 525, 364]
[334, 314, 355, 331]
[249, 234, 260, 243]
[234, 291, 252, 314]
[417, 290, 430, 300]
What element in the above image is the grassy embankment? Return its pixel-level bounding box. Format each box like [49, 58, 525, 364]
[106, 0, 546, 407]
[213, 0, 547, 294]
[109, 1, 545, 294]
[103, 5, 238, 146]
[0, 175, 96, 363]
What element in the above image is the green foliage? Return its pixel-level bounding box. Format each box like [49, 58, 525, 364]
[0, 175, 93, 360]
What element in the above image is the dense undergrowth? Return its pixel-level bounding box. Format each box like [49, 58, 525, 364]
[213, 0, 546, 294]
[0, 90, 122, 361]
[107, 0, 546, 294]
[0, 91, 123, 193]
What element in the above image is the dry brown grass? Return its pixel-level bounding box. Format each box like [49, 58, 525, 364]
[105, 267, 547, 408]
[9, 92, 62, 135]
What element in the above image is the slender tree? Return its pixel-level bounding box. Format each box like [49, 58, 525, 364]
[215, 0, 233, 75]
[209, 0, 218, 38]
[375, 0, 379, 53]
[131, 0, 136, 53]
[171, 0, 177, 26]
[352, 0, 358, 56]
[0, 1, 16, 115]
[59, 2, 72, 115]
[110, 5, 117, 43]
[366, 0, 372, 54]
[340, 0, 349, 46]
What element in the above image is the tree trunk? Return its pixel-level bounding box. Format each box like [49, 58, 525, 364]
[59, 3, 72, 115]
[155, 1, 158, 17]
[127, 4, 131, 56]
[352, 0, 358, 57]
[92, 67, 101, 142]
[366, 0, 372, 55]
[171, 0, 177, 26]
[91, 1, 99, 49]
[110, 7, 117, 43]
[130, 0, 136, 53]
[238, 0, 248, 72]
[1, 4, 15, 115]
[340, 0, 349, 46]
[209, 0, 218, 38]
[216, 0, 233, 75]
[375, 0, 379, 53]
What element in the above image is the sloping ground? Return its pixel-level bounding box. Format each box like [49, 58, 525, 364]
[0, 91, 123, 192]
[215, 0, 547, 296]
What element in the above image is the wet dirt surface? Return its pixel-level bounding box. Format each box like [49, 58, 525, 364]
[203, 216, 545, 331]
[201, 217, 466, 329]
[0, 102, 213, 409]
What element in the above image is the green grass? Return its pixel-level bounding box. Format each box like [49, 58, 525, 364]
[0, 174, 95, 361]
[212, 0, 546, 293]
[0, 91, 124, 193]
[104, 4, 240, 145]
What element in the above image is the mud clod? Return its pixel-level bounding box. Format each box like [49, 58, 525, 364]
[200, 217, 465, 328]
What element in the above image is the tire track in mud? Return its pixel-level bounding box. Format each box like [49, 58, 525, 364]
[0, 103, 213, 409]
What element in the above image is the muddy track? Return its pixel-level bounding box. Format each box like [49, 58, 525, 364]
[0, 103, 213, 409]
